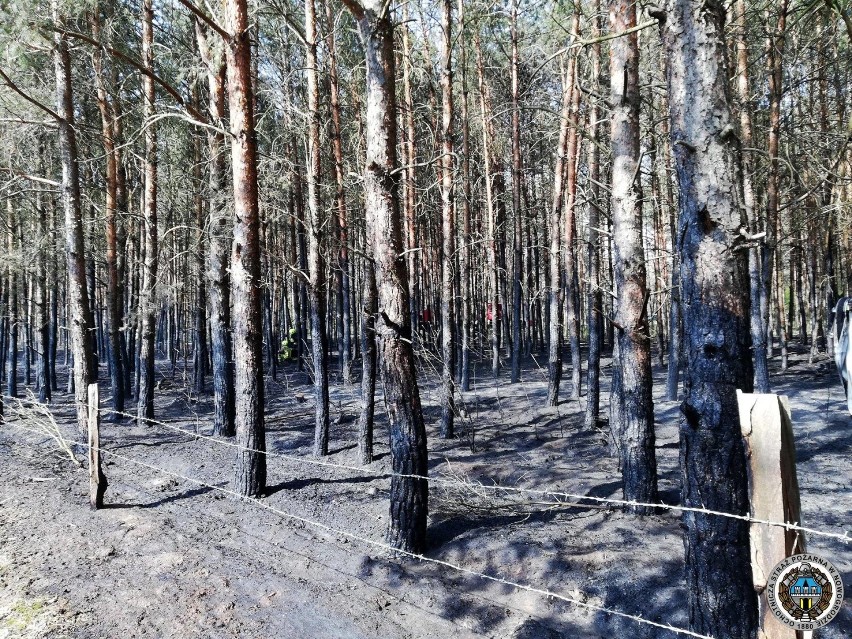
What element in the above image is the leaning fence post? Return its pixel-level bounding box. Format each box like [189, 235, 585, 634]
[87, 383, 108, 508]
[737, 391, 805, 639]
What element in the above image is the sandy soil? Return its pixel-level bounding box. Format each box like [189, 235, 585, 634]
[1, 348, 850, 638]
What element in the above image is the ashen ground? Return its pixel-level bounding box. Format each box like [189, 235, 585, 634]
[0, 348, 849, 638]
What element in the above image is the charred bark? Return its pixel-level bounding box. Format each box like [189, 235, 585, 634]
[658, 1, 759, 636]
[584, 2, 603, 430]
[53, 1, 96, 435]
[342, 0, 429, 552]
[196, 19, 236, 437]
[439, 0, 455, 438]
[137, 0, 158, 424]
[305, 0, 331, 457]
[609, 0, 657, 512]
[92, 10, 125, 417]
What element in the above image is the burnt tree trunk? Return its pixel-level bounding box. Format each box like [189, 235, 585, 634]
[5, 203, 18, 399]
[509, 0, 523, 384]
[53, 0, 96, 435]
[609, 0, 657, 512]
[196, 19, 235, 437]
[137, 0, 158, 424]
[733, 0, 765, 382]
[358, 254, 377, 466]
[761, 1, 789, 372]
[457, 0, 472, 393]
[563, 13, 582, 400]
[305, 0, 331, 457]
[342, 0, 429, 553]
[658, 1, 759, 636]
[660, 91, 682, 402]
[474, 35, 501, 380]
[226, 0, 266, 497]
[192, 129, 208, 396]
[584, 1, 603, 429]
[34, 148, 51, 404]
[324, 0, 352, 386]
[439, 0, 455, 438]
[545, 55, 572, 407]
[92, 12, 124, 416]
[400, 5, 419, 341]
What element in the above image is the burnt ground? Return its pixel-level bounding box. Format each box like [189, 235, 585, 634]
[0, 346, 850, 639]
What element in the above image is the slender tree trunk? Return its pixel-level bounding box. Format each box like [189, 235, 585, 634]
[92, 11, 124, 417]
[475, 36, 501, 380]
[584, 1, 603, 429]
[53, 0, 96, 436]
[23, 275, 32, 389]
[294, 160, 309, 371]
[48, 204, 59, 392]
[661, 91, 682, 401]
[509, 0, 523, 384]
[761, 1, 789, 368]
[609, 0, 657, 512]
[305, 0, 331, 457]
[5, 202, 17, 399]
[795, 241, 807, 345]
[343, 0, 429, 552]
[192, 130, 208, 395]
[137, 0, 158, 423]
[650, 130, 668, 368]
[196, 19, 235, 437]
[34, 149, 51, 404]
[563, 13, 582, 400]
[225, 0, 266, 497]
[114, 105, 131, 399]
[734, 0, 770, 392]
[324, 0, 352, 385]
[774, 245, 788, 369]
[439, 0, 455, 438]
[807, 219, 820, 361]
[358, 255, 377, 465]
[457, 0, 472, 393]
[400, 5, 419, 341]
[819, 9, 838, 357]
[658, 2, 759, 636]
[545, 55, 573, 407]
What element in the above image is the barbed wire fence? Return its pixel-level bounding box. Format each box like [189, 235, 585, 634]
[3, 392, 850, 639]
[5, 417, 714, 639]
[85, 405, 852, 544]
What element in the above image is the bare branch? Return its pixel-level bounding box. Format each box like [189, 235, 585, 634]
[0, 66, 62, 122]
[0, 167, 60, 186]
[44, 26, 208, 124]
[177, 0, 230, 40]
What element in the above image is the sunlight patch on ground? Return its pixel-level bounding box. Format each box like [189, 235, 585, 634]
[0, 596, 69, 639]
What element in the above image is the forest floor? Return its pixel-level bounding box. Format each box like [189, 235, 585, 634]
[0, 347, 850, 639]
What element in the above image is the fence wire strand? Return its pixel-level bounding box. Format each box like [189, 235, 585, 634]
[6, 420, 716, 639]
[93, 406, 850, 545]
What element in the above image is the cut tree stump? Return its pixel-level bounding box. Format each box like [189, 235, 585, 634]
[737, 391, 805, 639]
[87, 383, 108, 509]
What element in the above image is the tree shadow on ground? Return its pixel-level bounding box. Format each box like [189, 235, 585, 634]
[266, 474, 382, 495]
[115, 485, 217, 509]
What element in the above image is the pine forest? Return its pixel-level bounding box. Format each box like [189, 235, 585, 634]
[0, 0, 850, 637]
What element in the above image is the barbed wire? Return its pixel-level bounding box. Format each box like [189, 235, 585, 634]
[6, 420, 716, 639]
[93, 406, 851, 545]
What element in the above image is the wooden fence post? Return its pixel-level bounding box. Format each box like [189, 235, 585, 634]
[737, 391, 805, 639]
[87, 383, 107, 509]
